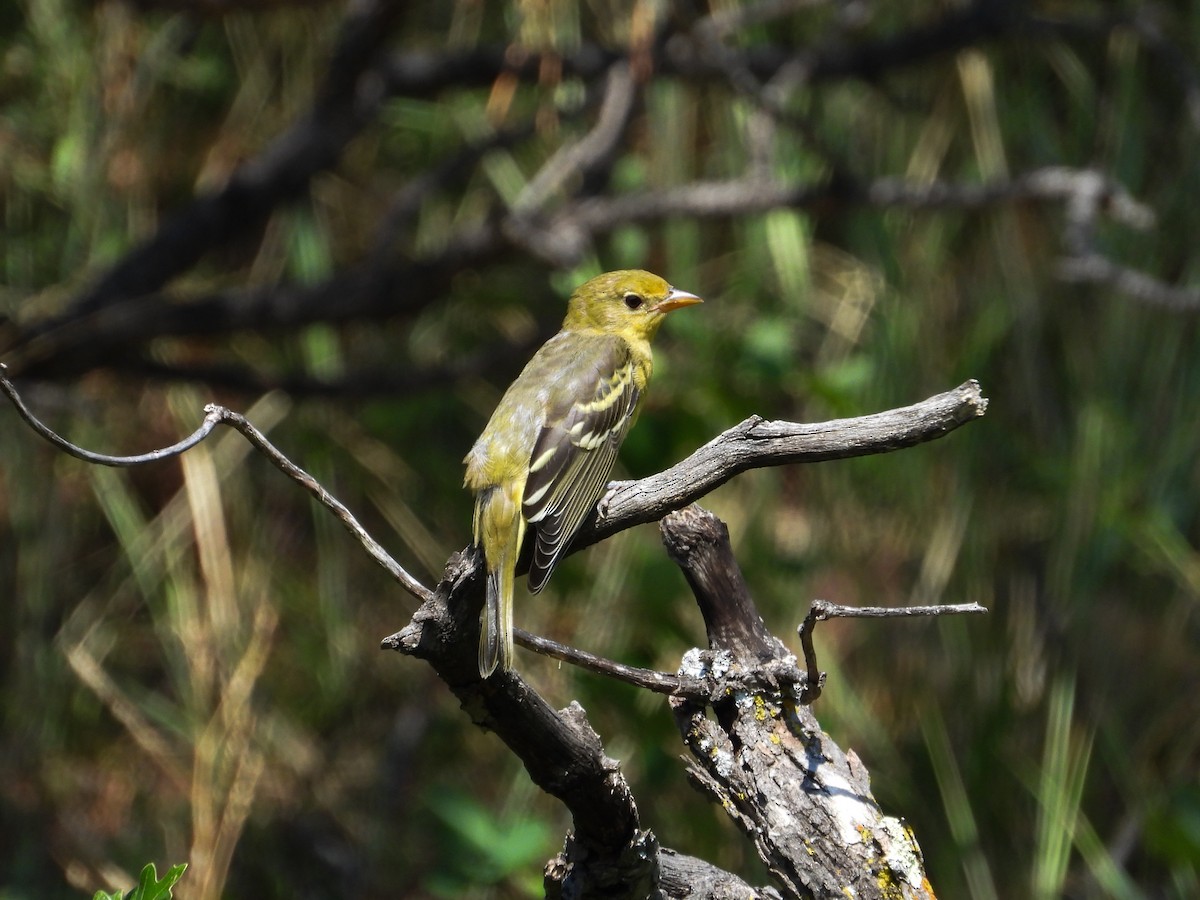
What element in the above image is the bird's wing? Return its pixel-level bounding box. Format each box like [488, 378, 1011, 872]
[523, 340, 640, 593]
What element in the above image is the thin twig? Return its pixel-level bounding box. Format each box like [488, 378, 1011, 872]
[801, 598, 989, 625]
[0, 364, 222, 465]
[0, 365, 434, 604]
[797, 598, 987, 702]
[514, 628, 701, 695]
[513, 62, 638, 215]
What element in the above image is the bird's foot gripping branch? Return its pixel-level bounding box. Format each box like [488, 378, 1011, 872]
[1, 363, 987, 898]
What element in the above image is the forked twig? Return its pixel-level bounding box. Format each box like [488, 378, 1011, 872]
[797, 598, 987, 702]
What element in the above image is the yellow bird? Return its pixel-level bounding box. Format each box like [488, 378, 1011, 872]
[464, 270, 703, 676]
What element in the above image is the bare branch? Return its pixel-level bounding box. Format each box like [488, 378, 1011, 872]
[557, 166, 1156, 232]
[657, 848, 784, 900]
[4, 223, 512, 378]
[375, 385, 989, 896]
[796, 598, 988, 703]
[203, 406, 435, 604]
[3, 360, 982, 628]
[0, 365, 434, 605]
[386, 547, 783, 899]
[514, 628, 701, 696]
[0, 364, 222, 466]
[393, 383, 987, 684]
[583, 379, 988, 546]
[514, 63, 638, 215]
[382, 551, 676, 899]
[800, 598, 990, 624]
[7, 1, 1190, 386]
[513, 578, 991, 711]
[661, 505, 785, 663]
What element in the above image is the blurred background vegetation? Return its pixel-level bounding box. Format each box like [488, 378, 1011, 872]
[2, 1, 1199, 897]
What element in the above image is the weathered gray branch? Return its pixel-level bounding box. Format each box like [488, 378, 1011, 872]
[581, 378, 987, 546]
[662, 506, 937, 900]
[1, 361, 984, 617]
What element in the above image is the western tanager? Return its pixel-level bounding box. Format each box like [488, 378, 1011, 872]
[464, 270, 703, 677]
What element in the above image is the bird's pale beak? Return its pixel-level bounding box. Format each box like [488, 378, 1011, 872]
[654, 288, 704, 313]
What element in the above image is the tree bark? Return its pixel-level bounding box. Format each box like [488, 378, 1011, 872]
[662, 506, 936, 900]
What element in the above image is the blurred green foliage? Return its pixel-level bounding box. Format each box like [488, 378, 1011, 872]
[1, 1, 1199, 898]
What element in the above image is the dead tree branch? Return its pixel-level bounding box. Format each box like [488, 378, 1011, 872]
[377, 384, 986, 895]
[584, 379, 987, 545]
[796, 599, 988, 703]
[662, 505, 936, 899]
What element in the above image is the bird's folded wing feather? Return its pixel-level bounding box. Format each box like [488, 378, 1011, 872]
[523, 341, 640, 593]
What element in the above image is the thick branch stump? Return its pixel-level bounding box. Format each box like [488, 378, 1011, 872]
[661, 506, 935, 900]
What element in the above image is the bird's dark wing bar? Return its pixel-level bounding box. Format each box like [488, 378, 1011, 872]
[523, 345, 640, 593]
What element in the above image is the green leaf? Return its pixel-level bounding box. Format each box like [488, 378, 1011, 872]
[94, 863, 187, 900]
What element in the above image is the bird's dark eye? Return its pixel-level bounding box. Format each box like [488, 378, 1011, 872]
[624, 293, 644, 310]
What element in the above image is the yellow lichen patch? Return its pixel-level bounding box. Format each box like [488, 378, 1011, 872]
[753, 694, 772, 722]
[876, 866, 905, 900]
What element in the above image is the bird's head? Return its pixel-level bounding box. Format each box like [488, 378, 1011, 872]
[562, 269, 702, 339]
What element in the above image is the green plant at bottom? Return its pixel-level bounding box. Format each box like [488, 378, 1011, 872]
[92, 863, 187, 900]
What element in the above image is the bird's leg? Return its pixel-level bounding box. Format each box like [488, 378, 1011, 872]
[596, 481, 617, 519]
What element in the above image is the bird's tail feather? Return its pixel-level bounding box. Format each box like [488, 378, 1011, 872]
[477, 486, 524, 677]
[479, 563, 514, 676]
